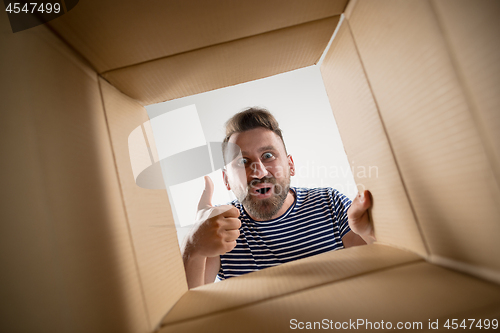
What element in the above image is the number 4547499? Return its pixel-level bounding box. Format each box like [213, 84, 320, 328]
[5, 2, 61, 14]
[444, 319, 498, 330]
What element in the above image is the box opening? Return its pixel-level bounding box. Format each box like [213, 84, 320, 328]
[142, 66, 359, 253]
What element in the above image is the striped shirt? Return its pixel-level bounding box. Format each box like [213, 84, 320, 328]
[217, 187, 352, 280]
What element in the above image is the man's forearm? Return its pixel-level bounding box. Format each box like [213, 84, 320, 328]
[359, 233, 376, 245]
[342, 230, 368, 248]
[182, 251, 207, 289]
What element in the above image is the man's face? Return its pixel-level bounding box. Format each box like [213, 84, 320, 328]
[223, 127, 295, 220]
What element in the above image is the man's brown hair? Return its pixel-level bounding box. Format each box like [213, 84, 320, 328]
[222, 107, 287, 163]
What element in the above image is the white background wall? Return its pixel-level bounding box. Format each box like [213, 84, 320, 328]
[146, 65, 357, 247]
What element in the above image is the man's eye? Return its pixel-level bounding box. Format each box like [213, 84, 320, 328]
[238, 158, 248, 165]
[262, 152, 274, 159]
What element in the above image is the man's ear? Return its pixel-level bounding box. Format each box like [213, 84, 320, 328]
[222, 168, 231, 190]
[288, 155, 295, 176]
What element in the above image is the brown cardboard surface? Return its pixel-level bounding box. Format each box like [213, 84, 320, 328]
[3, 1, 500, 331]
[162, 244, 422, 326]
[160, 261, 500, 332]
[320, 21, 428, 257]
[348, 0, 500, 282]
[0, 12, 149, 333]
[344, 0, 358, 19]
[102, 16, 340, 105]
[48, 0, 348, 73]
[431, 0, 500, 197]
[99, 78, 187, 328]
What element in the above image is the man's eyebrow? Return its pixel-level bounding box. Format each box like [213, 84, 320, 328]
[241, 145, 277, 156]
[258, 145, 277, 152]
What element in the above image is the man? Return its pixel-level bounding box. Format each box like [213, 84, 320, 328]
[182, 108, 375, 289]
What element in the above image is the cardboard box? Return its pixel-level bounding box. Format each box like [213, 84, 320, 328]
[1, 0, 499, 332]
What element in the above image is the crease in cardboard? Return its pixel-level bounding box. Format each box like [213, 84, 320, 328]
[345, 0, 500, 280]
[32, 21, 97, 81]
[161, 244, 423, 325]
[429, 254, 500, 286]
[316, 14, 345, 66]
[99, 77, 189, 327]
[320, 18, 429, 257]
[161, 259, 423, 328]
[344, 0, 358, 19]
[102, 15, 342, 76]
[98, 77, 153, 332]
[343, 17, 431, 258]
[102, 16, 339, 105]
[48, 0, 348, 73]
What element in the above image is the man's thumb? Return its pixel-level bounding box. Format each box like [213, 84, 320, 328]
[198, 176, 214, 210]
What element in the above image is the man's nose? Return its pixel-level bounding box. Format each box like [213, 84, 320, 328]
[249, 161, 269, 179]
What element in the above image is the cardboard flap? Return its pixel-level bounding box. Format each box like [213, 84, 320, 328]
[161, 255, 500, 332]
[0, 13, 149, 332]
[99, 78, 188, 328]
[102, 16, 341, 105]
[162, 244, 422, 326]
[48, 0, 348, 73]
[347, 0, 500, 283]
[432, 0, 500, 196]
[320, 21, 428, 257]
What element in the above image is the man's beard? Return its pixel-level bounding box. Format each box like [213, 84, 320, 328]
[236, 174, 291, 221]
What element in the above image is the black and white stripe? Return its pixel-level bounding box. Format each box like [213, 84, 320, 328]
[217, 187, 351, 279]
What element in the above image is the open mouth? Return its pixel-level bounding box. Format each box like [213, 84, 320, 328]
[249, 180, 275, 198]
[257, 187, 271, 195]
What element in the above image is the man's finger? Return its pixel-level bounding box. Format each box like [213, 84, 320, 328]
[205, 205, 239, 220]
[198, 176, 215, 210]
[222, 229, 240, 242]
[223, 217, 241, 231]
[224, 240, 237, 253]
[349, 190, 372, 219]
[222, 206, 240, 218]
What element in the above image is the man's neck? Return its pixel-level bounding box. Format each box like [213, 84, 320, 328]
[247, 189, 296, 221]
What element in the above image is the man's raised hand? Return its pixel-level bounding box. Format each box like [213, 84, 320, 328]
[347, 190, 376, 244]
[183, 176, 241, 259]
